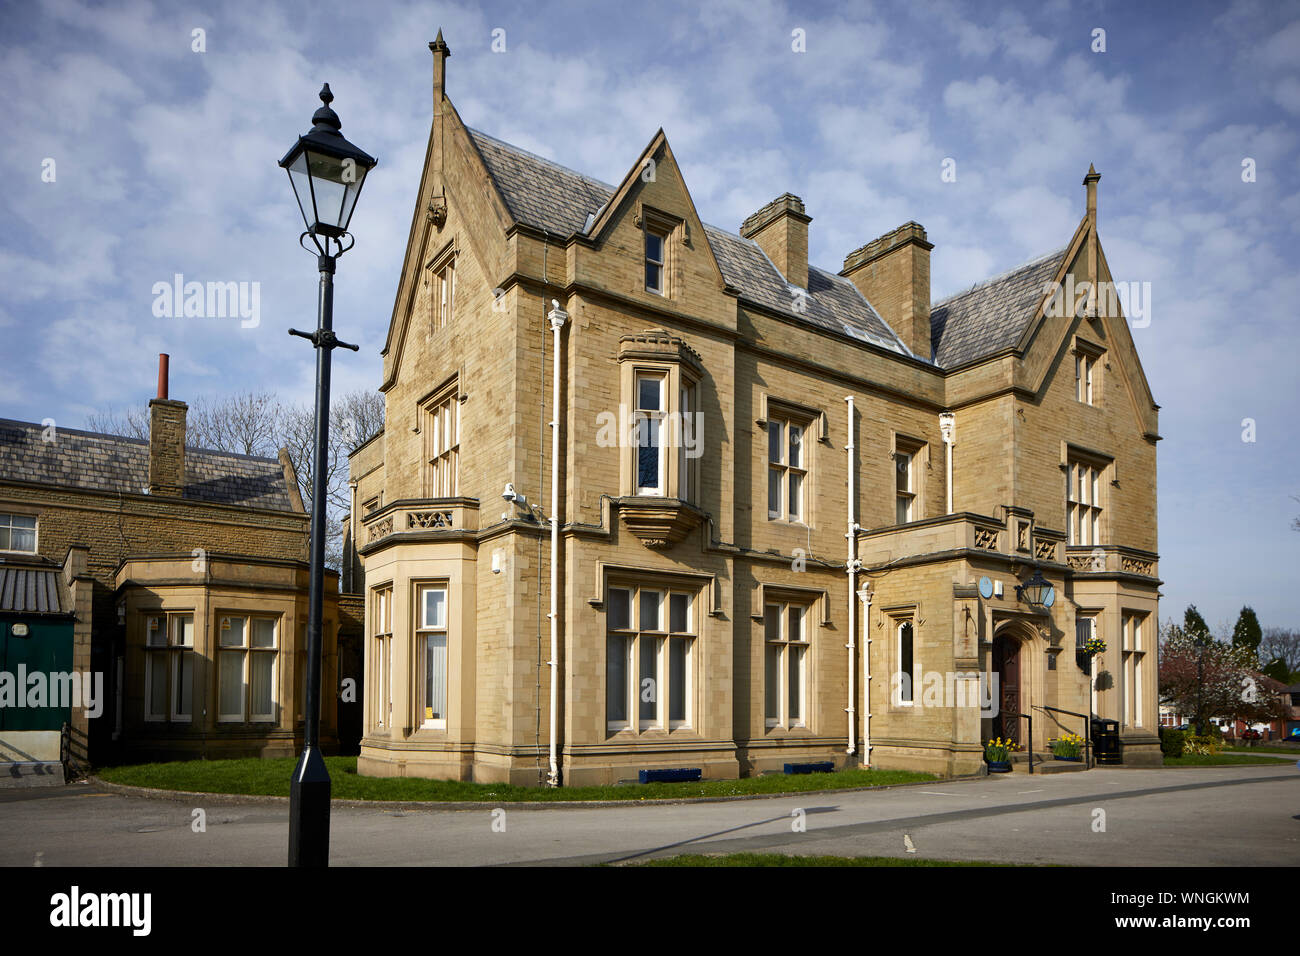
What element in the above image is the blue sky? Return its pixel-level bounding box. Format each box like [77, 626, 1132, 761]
[2, 0, 1297, 633]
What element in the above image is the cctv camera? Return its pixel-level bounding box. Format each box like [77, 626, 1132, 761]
[502, 483, 516, 501]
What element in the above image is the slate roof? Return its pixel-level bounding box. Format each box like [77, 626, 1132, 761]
[467, 129, 911, 356]
[929, 248, 1066, 368]
[0, 565, 65, 615]
[0, 419, 297, 512]
[469, 126, 1068, 368]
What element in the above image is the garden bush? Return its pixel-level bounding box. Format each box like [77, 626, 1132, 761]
[1159, 726, 1185, 758]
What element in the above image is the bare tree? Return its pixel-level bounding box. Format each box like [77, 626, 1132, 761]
[84, 405, 150, 441]
[1260, 627, 1300, 677]
[188, 391, 283, 457]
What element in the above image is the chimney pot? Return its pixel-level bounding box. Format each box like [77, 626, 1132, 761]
[157, 353, 170, 400]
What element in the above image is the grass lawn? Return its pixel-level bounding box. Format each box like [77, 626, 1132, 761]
[1224, 743, 1300, 756]
[1163, 752, 1296, 767]
[96, 757, 934, 802]
[629, 853, 1004, 867]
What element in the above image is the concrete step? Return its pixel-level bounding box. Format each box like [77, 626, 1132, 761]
[0, 761, 66, 789]
[1008, 752, 1089, 773]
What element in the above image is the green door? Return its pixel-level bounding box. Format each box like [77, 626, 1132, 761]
[0, 616, 74, 731]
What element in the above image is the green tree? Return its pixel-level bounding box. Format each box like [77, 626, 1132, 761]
[1184, 605, 1212, 645]
[1232, 606, 1262, 653]
[1261, 657, 1292, 683]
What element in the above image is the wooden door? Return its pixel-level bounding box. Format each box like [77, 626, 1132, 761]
[992, 634, 1021, 746]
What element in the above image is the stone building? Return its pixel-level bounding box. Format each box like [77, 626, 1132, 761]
[345, 34, 1162, 785]
[0, 358, 358, 771]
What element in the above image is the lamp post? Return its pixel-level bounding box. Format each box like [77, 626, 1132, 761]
[1015, 569, 1054, 609]
[279, 83, 376, 867]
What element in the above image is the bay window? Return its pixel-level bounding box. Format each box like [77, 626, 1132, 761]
[218, 614, 278, 723]
[417, 584, 448, 728]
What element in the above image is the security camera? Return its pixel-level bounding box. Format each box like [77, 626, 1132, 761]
[502, 483, 526, 507]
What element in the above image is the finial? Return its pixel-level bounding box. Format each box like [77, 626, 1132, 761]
[311, 83, 341, 132]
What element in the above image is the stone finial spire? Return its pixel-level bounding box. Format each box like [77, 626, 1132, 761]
[1083, 163, 1100, 222]
[430, 29, 451, 105]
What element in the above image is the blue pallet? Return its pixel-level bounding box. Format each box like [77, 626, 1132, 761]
[783, 761, 834, 775]
[639, 768, 702, 784]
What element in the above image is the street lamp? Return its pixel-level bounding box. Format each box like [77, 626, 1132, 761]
[1015, 568, 1054, 609]
[279, 83, 376, 868]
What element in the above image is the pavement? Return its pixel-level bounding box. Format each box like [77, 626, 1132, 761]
[1, 762, 1296, 866]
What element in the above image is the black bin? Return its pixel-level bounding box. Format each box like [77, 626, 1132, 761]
[1091, 717, 1121, 765]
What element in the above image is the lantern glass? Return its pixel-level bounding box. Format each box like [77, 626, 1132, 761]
[286, 146, 369, 238]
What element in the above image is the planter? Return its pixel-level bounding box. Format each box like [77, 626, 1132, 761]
[1053, 754, 1082, 762]
[986, 760, 1012, 773]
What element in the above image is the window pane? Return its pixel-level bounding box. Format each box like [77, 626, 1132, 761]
[251, 653, 274, 719]
[899, 622, 914, 702]
[637, 376, 662, 411]
[220, 651, 245, 716]
[640, 590, 662, 631]
[220, 617, 246, 648]
[608, 588, 631, 630]
[897, 495, 910, 525]
[768, 421, 782, 464]
[251, 618, 276, 648]
[174, 615, 194, 647]
[788, 606, 803, 643]
[764, 604, 781, 642]
[669, 593, 689, 633]
[637, 417, 660, 490]
[425, 632, 446, 720]
[768, 468, 781, 516]
[423, 588, 446, 629]
[789, 645, 804, 720]
[640, 637, 658, 722]
[896, 453, 910, 493]
[606, 636, 629, 723]
[765, 645, 781, 720]
[175, 651, 193, 718]
[788, 425, 802, 468]
[645, 232, 663, 262]
[788, 471, 802, 519]
[147, 617, 166, 647]
[11, 524, 35, 551]
[669, 638, 687, 723]
[148, 655, 166, 717]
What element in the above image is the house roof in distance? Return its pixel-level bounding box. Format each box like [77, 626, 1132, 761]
[0, 419, 297, 512]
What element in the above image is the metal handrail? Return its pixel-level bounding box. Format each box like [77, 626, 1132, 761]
[1035, 704, 1092, 769]
[1000, 711, 1033, 774]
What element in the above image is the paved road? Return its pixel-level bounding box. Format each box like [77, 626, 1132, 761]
[1, 763, 1296, 866]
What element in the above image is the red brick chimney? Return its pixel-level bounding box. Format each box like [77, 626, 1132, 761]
[148, 353, 187, 496]
[840, 222, 934, 359]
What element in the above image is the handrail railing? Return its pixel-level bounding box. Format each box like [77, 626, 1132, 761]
[1035, 705, 1092, 769]
[1001, 711, 1033, 774]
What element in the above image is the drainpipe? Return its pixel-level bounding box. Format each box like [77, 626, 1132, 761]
[845, 397, 857, 758]
[939, 411, 955, 514]
[858, 584, 873, 765]
[546, 299, 568, 787]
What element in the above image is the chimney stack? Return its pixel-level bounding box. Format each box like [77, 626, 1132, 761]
[148, 353, 187, 497]
[740, 193, 811, 289]
[840, 221, 934, 360]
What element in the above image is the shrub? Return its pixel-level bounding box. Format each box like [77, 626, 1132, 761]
[1159, 727, 1185, 758]
[1184, 733, 1221, 755]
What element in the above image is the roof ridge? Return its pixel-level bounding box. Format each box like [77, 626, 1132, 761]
[932, 246, 1067, 309]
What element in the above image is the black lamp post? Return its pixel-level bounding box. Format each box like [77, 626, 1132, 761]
[279, 83, 376, 867]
